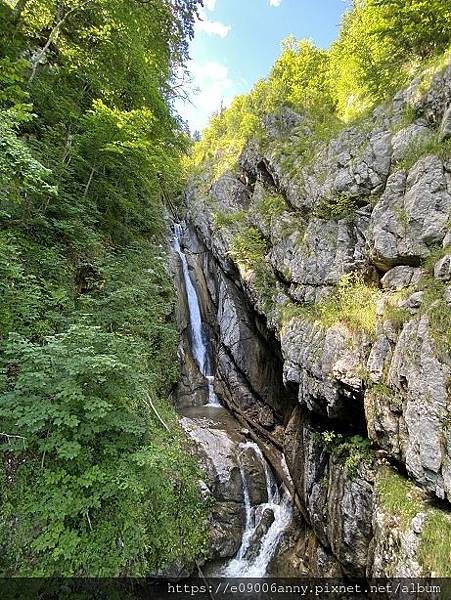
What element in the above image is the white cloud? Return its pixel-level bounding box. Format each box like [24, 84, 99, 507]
[269, 0, 282, 6]
[175, 60, 236, 133]
[203, 0, 217, 10]
[195, 17, 231, 38]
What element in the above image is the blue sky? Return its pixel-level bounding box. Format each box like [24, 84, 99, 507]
[176, 0, 349, 133]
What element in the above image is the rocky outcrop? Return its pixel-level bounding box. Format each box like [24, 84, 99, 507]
[284, 406, 373, 577]
[181, 62, 451, 577]
[180, 412, 270, 560]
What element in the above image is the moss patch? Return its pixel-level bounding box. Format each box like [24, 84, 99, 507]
[281, 273, 381, 338]
[377, 467, 423, 529]
[420, 508, 451, 577]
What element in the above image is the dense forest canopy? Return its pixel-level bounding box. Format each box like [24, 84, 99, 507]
[0, 0, 207, 576]
[191, 0, 451, 176]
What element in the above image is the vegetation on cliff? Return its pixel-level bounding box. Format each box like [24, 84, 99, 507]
[0, 0, 207, 576]
[190, 0, 451, 175]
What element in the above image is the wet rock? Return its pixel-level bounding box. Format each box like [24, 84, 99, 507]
[239, 445, 268, 505]
[208, 502, 245, 559]
[243, 508, 275, 562]
[181, 421, 243, 502]
[326, 455, 374, 576]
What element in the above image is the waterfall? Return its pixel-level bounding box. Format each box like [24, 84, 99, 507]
[173, 224, 220, 406]
[174, 224, 291, 576]
[224, 442, 292, 577]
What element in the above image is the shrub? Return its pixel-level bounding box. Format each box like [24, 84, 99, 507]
[316, 431, 373, 478]
[313, 194, 357, 221]
[212, 210, 246, 230]
[228, 226, 269, 270]
[255, 192, 287, 228]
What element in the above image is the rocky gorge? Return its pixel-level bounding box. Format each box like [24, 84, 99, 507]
[172, 63, 451, 579]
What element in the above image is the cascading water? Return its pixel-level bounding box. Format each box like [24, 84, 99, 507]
[224, 442, 292, 578]
[173, 224, 220, 406]
[174, 223, 291, 576]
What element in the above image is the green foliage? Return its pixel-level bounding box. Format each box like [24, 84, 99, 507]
[190, 0, 451, 182]
[228, 226, 269, 270]
[0, 109, 57, 204]
[0, 0, 207, 577]
[255, 192, 287, 227]
[212, 209, 247, 230]
[313, 194, 357, 221]
[282, 273, 381, 338]
[420, 508, 451, 577]
[330, 0, 451, 120]
[392, 104, 418, 133]
[422, 276, 451, 354]
[252, 263, 280, 316]
[378, 467, 451, 575]
[382, 288, 412, 331]
[396, 132, 451, 171]
[190, 39, 337, 178]
[377, 467, 423, 528]
[316, 431, 372, 478]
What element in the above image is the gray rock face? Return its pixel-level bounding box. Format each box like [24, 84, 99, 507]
[262, 107, 305, 140]
[440, 104, 451, 140]
[366, 466, 442, 578]
[380, 265, 424, 290]
[210, 173, 250, 210]
[182, 63, 451, 578]
[434, 254, 451, 281]
[368, 314, 451, 500]
[271, 212, 370, 302]
[369, 156, 451, 269]
[391, 121, 432, 163]
[281, 319, 368, 421]
[283, 407, 374, 577]
[216, 272, 287, 418]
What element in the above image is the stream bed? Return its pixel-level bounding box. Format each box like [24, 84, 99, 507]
[173, 224, 292, 576]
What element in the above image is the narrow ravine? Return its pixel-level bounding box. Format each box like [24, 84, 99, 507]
[224, 441, 292, 577]
[172, 223, 292, 576]
[173, 224, 220, 407]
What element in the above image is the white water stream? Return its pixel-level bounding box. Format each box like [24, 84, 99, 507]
[173, 224, 220, 406]
[224, 442, 292, 578]
[174, 224, 292, 576]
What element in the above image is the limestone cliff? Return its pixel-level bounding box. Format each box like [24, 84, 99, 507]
[178, 64, 451, 577]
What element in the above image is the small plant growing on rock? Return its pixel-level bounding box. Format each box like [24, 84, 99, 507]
[396, 132, 451, 171]
[377, 467, 423, 529]
[280, 273, 381, 337]
[313, 193, 357, 221]
[228, 226, 269, 270]
[315, 431, 373, 478]
[212, 210, 247, 230]
[256, 192, 287, 227]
